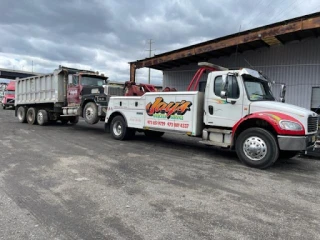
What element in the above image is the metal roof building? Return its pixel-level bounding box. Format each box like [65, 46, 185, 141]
[129, 12, 320, 112]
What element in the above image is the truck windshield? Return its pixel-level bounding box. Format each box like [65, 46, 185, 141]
[81, 76, 105, 86]
[5, 91, 15, 95]
[243, 76, 275, 101]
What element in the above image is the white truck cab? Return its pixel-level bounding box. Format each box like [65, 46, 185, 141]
[105, 63, 318, 169]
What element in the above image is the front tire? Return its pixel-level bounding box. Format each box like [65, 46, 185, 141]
[26, 107, 38, 125]
[110, 115, 133, 140]
[37, 110, 48, 126]
[83, 102, 99, 124]
[235, 128, 279, 169]
[17, 106, 27, 123]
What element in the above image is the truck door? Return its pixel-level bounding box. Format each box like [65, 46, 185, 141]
[204, 73, 244, 128]
[67, 75, 81, 105]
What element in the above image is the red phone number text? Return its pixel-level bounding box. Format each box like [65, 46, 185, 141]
[147, 120, 189, 129]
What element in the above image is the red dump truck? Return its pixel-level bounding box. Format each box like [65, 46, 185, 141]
[1, 80, 15, 110]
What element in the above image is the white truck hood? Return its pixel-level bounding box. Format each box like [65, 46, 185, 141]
[249, 101, 318, 134]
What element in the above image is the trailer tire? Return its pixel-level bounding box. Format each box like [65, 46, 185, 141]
[235, 127, 279, 169]
[110, 115, 133, 140]
[144, 130, 165, 138]
[26, 107, 38, 125]
[37, 110, 48, 126]
[17, 106, 27, 123]
[84, 102, 99, 125]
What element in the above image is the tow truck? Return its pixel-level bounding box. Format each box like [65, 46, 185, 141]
[104, 62, 319, 169]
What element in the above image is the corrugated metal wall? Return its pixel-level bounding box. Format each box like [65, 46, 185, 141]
[163, 37, 320, 109]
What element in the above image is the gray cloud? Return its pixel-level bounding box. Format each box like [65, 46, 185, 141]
[0, 0, 319, 85]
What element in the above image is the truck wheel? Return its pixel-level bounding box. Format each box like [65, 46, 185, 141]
[110, 115, 133, 140]
[235, 128, 279, 169]
[279, 150, 299, 159]
[69, 116, 79, 125]
[17, 106, 27, 123]
[84, 102, 99, 124]
[2, 105, 5, 110]
[37, 110, 48, 126]
[144, 130, 165, 138]
[26, 107, 38, 125]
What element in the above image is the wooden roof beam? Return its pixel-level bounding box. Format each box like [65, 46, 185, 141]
[131, 15, 320, 71]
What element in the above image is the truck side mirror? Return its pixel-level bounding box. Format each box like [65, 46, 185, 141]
[221, 75, 227, 90]
[280, 84, 286, 103]
[220, 75, 229, 99]
[220, 90, 227, 99]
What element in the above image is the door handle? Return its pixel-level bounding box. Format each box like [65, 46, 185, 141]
[208, 105, 213, 114]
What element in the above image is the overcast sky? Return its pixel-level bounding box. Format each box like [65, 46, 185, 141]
[0, 0, 319, 85]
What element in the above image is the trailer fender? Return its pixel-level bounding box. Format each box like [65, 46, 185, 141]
[231, 111, 305, 148]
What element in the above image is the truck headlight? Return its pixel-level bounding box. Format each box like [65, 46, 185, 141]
[96, 96, 106, 101]
[279, 120, 303, 131]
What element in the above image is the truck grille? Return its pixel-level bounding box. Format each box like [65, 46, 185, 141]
[308, 116, 318, 132]
[7, 99, 14, 104]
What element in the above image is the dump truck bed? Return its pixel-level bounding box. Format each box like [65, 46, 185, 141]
[15, 70, 65, 105]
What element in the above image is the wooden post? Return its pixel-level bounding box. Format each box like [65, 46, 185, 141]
[130, 63, 136, 83]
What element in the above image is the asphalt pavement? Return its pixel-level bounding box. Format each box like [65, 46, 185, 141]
[0, 108, 320, 240]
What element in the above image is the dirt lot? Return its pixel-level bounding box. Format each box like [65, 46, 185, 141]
[0, 108, 320, 240]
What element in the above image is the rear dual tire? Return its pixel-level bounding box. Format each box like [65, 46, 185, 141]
[26, 107, 38, 125]
[17, 106, 27, 123]
[37, 110, 48, 126]
[235, 128, 279, 169]
[25, 108, 49, 126]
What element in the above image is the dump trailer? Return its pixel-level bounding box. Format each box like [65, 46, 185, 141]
[14, 65, 113, 125]
[105, 62, 319, 169]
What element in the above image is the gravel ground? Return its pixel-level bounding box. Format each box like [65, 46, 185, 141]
[0, 108, 320, 240]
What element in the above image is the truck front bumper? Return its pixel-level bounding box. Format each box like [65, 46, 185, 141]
[278, 134, 317, 151]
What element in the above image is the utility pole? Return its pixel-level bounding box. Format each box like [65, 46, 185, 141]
[146, 39, 155, 84]
[32, 60, 33, 72]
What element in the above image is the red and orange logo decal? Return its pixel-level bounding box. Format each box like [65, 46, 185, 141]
[146, 97, 192, 119]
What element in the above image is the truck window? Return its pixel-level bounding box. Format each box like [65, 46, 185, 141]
[72, 76, 79, 85]
[81, 76, 105, 86]
[214, 75, 240, 99]
[243, 76, 275, 101]
[214, 76, 223, 96]
[227, 76, 240, 99]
